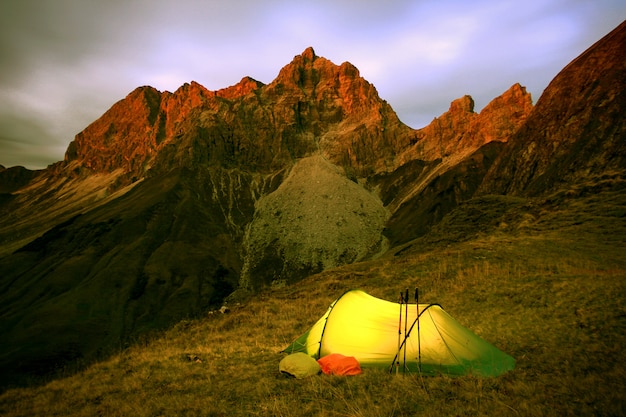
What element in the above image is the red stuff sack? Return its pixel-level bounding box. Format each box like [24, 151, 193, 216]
[317, 353, 362, 376]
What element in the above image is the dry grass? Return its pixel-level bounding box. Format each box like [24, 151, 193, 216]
[1, 188, 625, 416]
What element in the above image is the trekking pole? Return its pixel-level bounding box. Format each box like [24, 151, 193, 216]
[403, 288, 409, 374]
[396, 291, 403, 375]
[415, 287, 421, 373]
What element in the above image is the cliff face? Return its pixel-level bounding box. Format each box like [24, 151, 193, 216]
[375, 141, 505, 245]
[65, 82, 212, 176]
[480, 21, 626, 196]
[399, 83, 533, 164]
[264, 47, 414, 175]
[65, 47, 414, 182]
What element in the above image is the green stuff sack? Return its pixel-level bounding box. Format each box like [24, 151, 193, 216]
[279, 352, 321, 378]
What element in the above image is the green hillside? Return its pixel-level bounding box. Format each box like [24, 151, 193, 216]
[1, 179, 625, 416]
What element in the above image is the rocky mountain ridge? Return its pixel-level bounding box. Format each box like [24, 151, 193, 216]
[399, 82, 533, 165]
[61, 47, 414, 182]
[480, 20, 626, 196]
[1, 20, 625, 387]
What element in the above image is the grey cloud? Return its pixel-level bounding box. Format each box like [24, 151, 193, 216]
[0, 114, 66, 169]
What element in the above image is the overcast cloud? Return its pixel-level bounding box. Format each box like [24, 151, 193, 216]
[1, 0, 624, 169]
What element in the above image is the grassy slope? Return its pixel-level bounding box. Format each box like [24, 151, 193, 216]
[1, 182, 625, 416]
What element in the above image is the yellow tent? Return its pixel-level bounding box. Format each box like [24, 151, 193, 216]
[284, 290, 514, 377]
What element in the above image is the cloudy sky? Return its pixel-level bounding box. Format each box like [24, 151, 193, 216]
[1, 0, 624, 169]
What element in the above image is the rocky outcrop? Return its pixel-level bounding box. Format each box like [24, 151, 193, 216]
[399, 83, 533, 164]
[65, 82, 216, 179]
[216, 76, 264, 100]
[241, 47, 415, 175]
[480, 21, 626, 196]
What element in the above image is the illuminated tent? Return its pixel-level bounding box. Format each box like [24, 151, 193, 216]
[284, 290, 515, 377]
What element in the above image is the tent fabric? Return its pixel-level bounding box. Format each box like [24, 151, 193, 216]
[284, 290, 515, 377]
[317, 353, 362, 376]
[279, 352, 321, 378]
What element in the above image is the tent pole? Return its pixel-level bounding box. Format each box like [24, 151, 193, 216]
[396, 291, 403, 375]
[403, 288, 409, 374]
[416, 287, 421, 373]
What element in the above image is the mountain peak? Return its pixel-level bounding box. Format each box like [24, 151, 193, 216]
[449, 95, 475, 114]
[216, 76, 264, 99]
[273, 47, 327, 86]
[503, 82, 530, 100]
[301, 46, 316, 61]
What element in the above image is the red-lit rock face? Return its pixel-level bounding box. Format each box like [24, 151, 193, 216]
[64, 47, 412, 180]
[480, 20, 626, 196]
[399, 83, 533, 164]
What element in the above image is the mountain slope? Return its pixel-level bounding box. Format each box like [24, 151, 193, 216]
[480, 20, 626, 196]
[2, 19, 624, 388]
[0, 167, 254, 381]
[0, 47, 418, 384]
